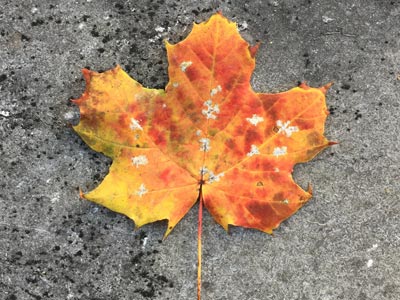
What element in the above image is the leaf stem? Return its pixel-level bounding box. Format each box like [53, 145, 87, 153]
[197, 188, 203, 300]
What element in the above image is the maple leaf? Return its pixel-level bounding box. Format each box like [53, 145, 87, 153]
[73, 13, 332, 238]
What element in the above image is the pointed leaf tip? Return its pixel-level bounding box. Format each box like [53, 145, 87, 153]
[298, 81, 310, 89]
[112, 64, 122, 73]
[249, 43, 260, 58]
[78, 188, 85, 199]
[81, 68, 92, 82]
[163, 223, 175, 239]
[320, 82, 334, 94]
[307, 184, 313, 195]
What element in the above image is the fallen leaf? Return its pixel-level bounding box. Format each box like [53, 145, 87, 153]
[73, 13, 332, 237]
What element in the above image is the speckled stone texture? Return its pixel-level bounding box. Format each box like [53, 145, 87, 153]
[0, 1, 399, 299]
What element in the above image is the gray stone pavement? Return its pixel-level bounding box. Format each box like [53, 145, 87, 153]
[0, 0, 399, 299]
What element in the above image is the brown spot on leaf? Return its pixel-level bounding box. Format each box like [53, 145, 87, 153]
[273, 192, 284, 201]
[246, 201, 277, 229]
[245, 128, 262, 145]
[225, 138, 235, 149]
[185, 66, 200, 82]
[307, 131, 322, 146]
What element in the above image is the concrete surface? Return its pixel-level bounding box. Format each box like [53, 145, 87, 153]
[0, 0, 399, 299]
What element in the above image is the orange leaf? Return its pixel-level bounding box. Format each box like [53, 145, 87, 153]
[73, 13, 332, 237]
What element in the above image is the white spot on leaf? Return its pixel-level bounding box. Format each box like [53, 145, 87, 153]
[274, 167, 280, 172]
[273, 146, 287, 157]
[202, 100, 220, 120]
[136, 184, 148, 197]
[199, 138, 211, 152]
[196, 130, 202, 136]
[172, 82, 179, 88]
[276, 120, 299, 137]
[207, 171, 224, 184]
[132, 155, 148, 168]
[210, 85, 222, 97]
[180, 61, 192, 72]
[200, 166, 209, 176]
[246, 114, 264, 126]
[247, 144, 260, 157]
[282, 199, 289, 204]
[130, 118, 143, 131]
